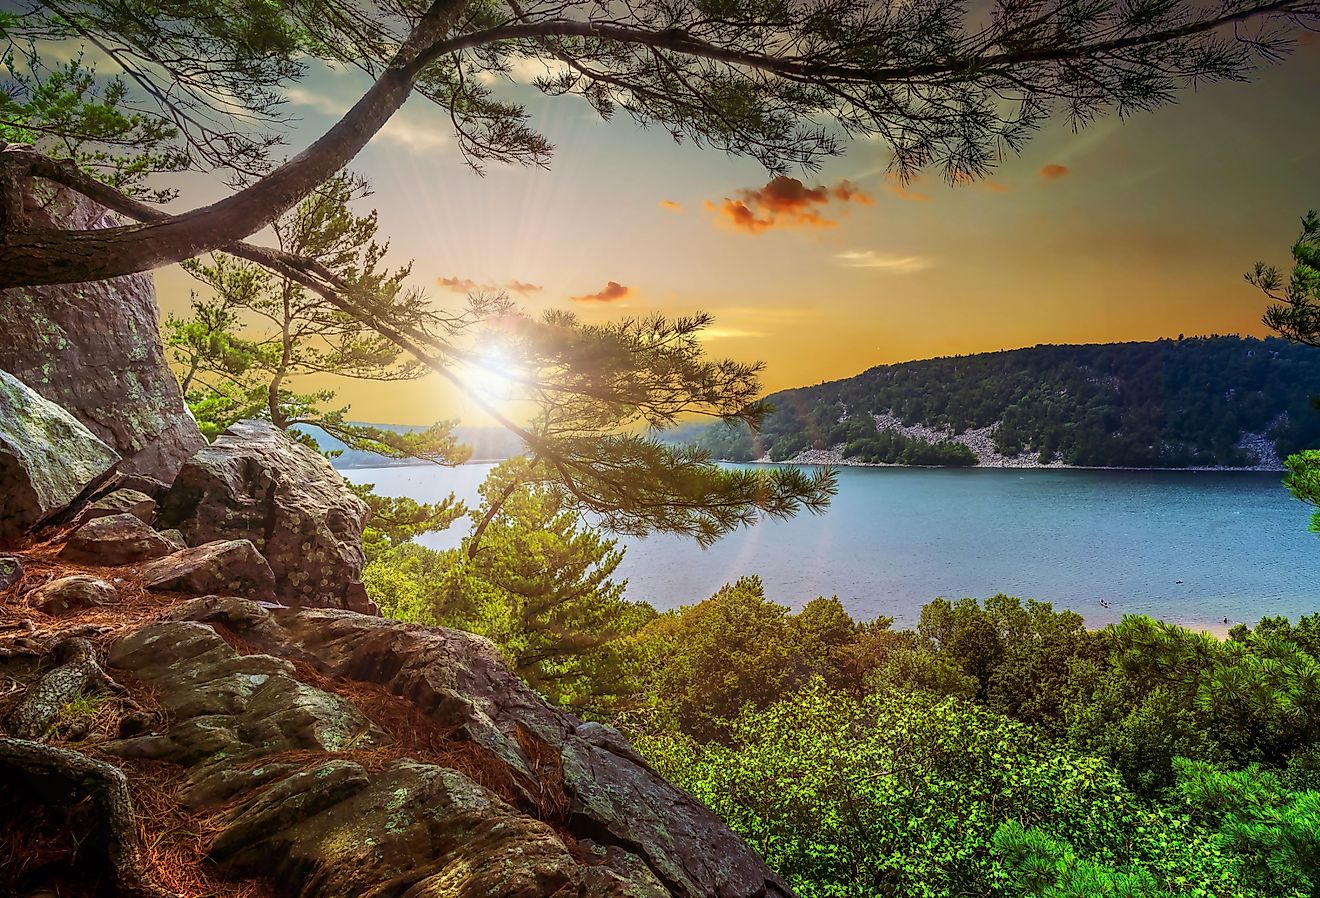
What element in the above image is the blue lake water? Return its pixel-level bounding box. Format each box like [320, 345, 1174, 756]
[345, 464, 1320, 631]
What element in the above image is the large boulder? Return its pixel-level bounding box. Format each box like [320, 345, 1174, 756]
[60, 513, 174, 565]
[162, 596, 794, 898]
[140, 540, 276, 597]
[158, 422, 373, 613]
[0, 181, 205, 481]
[0, 368, 119, 544]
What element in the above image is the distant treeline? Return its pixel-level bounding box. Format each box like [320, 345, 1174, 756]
[299, 423, 524, 467]
[667, 336, 1320, 467]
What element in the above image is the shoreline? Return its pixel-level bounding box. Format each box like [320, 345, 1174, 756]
[335, 454, 1287, 474]
[744, 453, 1286, 474]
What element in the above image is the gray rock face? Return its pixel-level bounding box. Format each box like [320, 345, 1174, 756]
[60, 513, 174, 565]
[140, 540, 275, 597]
[0, 368, 119, 544]
[0, 182, 204, 482]
[80, 488, 157, 524]
[158, 421, 373, 613]
[163, 596, 793, 898]
[28, 575, 118, 616]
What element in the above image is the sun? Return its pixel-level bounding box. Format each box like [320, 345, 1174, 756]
[462, 347, 529, 403]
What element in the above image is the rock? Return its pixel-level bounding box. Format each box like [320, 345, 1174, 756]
[115, 474, 171, 502]
[165, 597, 793, 898]
[101, 613, 593, 896]
[0, 181, 205, 481]
[140, 540, 276, 598]
[60, 513, 174, 565]
[157, 528, 187, 550]
[28, 576, 118, 616]
[0, 368, 119, 544]
[0, 556, 22, 592]
[216, 760, 583, 898]
[80, 488, 156, 524]
[158, 421, 373, 613]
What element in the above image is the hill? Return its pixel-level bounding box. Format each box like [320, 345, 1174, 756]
[669, 336, 1320, 468]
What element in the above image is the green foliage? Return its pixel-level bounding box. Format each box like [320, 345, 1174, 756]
[636, 576, 809, 741]
[1174, 759, 1320, 897]
[366, 461, 658, 711]
[166, 173, 469, 550]
[1249, 211, 1320, 351]
[673, 338, 1320, 467]
[1283, 450, 1320, 535]
[639, 681, 1251, 898]
[0, 38, 187, 199]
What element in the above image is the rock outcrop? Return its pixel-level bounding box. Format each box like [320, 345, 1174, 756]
[0, 182, 204, 482]
[158, 421, 374, 613]
[140, 596, 794, 898]
[0, 368, 119, 545]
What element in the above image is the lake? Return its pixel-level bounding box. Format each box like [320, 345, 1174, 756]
[344, 464, 1320, 631]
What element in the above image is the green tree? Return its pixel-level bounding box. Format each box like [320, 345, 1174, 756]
[638, 681, 1250, 898]
[367, 459, 657, 711]
[1174, 758, 1320, 897]
[0, 24, 186, 201]
[2, 0, 1313, 285]
[165, 172, 470, 553]
[638, 576, 807, 741]
[1249, 210, 1320, 533]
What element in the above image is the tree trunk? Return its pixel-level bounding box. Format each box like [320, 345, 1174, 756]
[0, 0, 467, 289]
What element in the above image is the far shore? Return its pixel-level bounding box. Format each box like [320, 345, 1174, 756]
[335, 454, 1286, 473]
[745, 449, 1287, 474]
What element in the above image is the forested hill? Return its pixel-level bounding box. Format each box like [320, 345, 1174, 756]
[670, 337, 1320, 468]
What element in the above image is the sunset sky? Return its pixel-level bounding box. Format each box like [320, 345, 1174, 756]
[148, 35, 1320, 427]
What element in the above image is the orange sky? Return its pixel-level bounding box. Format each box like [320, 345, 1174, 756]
[149, 38, 1320, 427]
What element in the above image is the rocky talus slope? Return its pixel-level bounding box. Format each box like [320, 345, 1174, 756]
[0, 381, 790, 897]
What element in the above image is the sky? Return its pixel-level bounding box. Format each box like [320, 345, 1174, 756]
[148, 32, 1320, 427]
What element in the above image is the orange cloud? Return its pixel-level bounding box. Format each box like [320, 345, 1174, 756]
[707, 176, 873, 233]
[1039, 164, 1071, 181]
[882, 173, 931, 202]
[570, 280, 630, 303]
[437, 275, 543, 295]
[659, 199, 684, 212]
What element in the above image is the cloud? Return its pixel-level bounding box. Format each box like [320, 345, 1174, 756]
[438, 276, 482, 292]
[285, 85, 447, 152]
[697, 327, 767, 341]
[1039, 163, 1071, 181]
[835, 250, 933, 273]
[706, 176, 873, 233]
[570, 281, 631, 303]
[284, 86, 342, 116]
[505, 55, 574, 84]
[881, 173, 931, 202]
[659, 200, 684, 213]
[376, 115, 448, 151]
[437, 276, 544, 295]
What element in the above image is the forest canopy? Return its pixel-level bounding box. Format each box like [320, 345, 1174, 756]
[671, 336, 1320, 467]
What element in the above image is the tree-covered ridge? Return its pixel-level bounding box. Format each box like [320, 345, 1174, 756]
[675, 336, 1320, 468]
